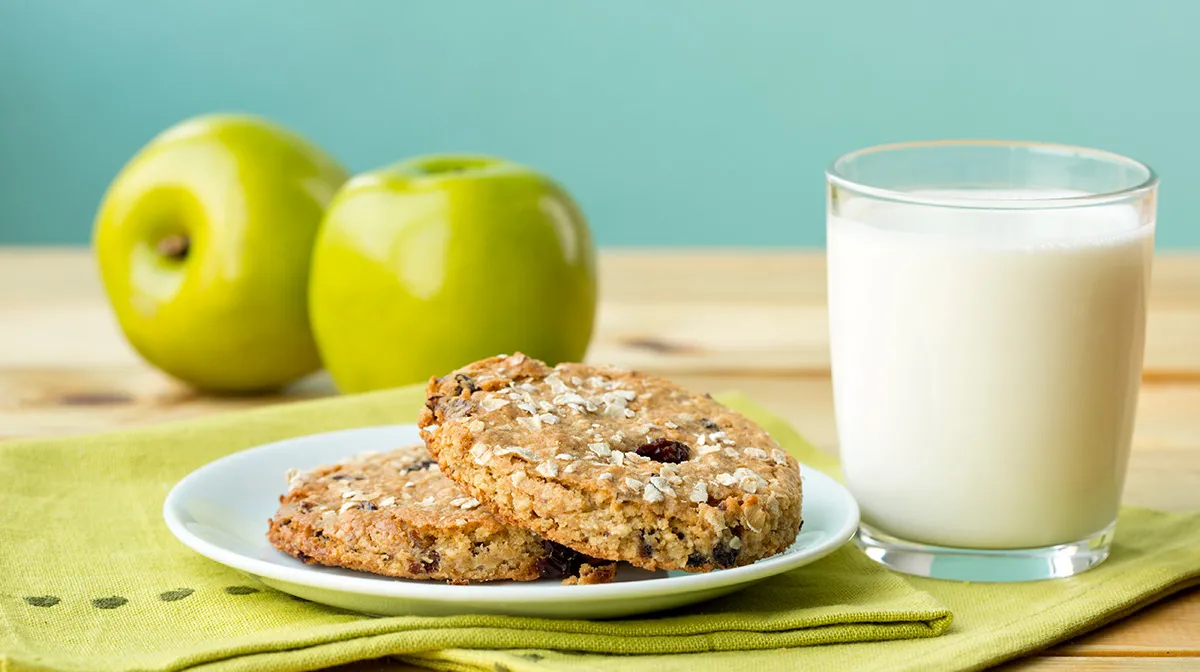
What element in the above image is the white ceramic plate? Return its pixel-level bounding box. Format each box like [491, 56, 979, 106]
[163, 424, 859, 619]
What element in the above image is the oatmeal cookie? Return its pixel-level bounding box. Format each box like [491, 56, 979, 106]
[266, 444, 606, 583]
[418, 353, 803, 572]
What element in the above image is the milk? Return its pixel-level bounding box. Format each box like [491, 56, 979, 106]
[827, 189, 1153, 549]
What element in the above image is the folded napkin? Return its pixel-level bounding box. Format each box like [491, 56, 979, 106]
[1, 385, 947, 672]
[1, 387, 1197, 672]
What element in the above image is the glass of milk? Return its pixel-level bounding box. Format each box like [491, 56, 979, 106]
[826, 141, 1157, 581]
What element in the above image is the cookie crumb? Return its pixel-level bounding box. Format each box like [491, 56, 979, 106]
[561, 562, 618, 585]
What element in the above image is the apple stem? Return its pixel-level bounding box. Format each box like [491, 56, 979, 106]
[156, 234, 190, 261]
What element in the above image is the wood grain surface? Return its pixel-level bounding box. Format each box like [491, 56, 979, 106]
[1, 248, 1196, 671]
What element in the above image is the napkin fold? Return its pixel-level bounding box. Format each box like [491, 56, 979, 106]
[1, 385, 946, 672]
[2, 386, 1198, 672]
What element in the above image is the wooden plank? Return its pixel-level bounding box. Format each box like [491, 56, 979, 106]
[0, 248, 108, 303]
[999, 658, 1200, 670]
[598, 249, 830, 302]
[1052, 586, 1200, 656]
[10, 247, 1193, 306]
[0, 365, 329, 440]
[1147, 254, 1200, 305]
[597, 251, 1200, 377]
[598, 249, 1200, 304]
[594, 306, 1200, 379]
[1, 249, 1197, 376]
[5, 298, 1194, 378]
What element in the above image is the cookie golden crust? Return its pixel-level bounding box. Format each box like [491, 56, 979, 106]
[418, 353, 803, 572]
[266, 444, 551, 582]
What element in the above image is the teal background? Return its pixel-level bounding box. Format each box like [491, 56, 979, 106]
[1, 0, 1196, 248]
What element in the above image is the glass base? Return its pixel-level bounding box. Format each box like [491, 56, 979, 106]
[854, 521, 1116, 582]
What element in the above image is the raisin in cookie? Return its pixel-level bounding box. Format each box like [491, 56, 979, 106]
[266, 443, 605, 583]
[418, 353, 803, 572]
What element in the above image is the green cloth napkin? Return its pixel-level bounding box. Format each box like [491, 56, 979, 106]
[0, 387, 1196, 672]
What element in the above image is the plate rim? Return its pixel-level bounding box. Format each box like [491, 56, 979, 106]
[163, 424, 860, 604]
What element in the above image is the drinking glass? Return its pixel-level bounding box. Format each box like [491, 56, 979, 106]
[825, 141, 1157, 581]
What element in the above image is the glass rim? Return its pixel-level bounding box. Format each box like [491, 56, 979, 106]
[826, 139, 1158, 210]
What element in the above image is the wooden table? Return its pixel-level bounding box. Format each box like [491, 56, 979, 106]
[2, 248, 1196, 671]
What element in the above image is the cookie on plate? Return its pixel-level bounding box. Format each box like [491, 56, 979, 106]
[418, 353, 803, 572]
[266, 444, 609, 583]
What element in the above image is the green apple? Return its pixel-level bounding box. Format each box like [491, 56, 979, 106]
[310, 154, 597, 393]
[93, 113, 349, 393]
